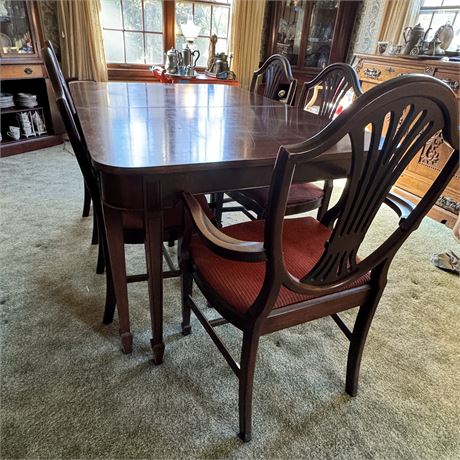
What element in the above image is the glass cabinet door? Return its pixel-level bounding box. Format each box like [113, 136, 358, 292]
[304, 0, 339, 68]
[275, 0, 306, 65]
[0, 0, 36, 57]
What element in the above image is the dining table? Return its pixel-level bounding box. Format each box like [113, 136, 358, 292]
[70, 81, 353, 363]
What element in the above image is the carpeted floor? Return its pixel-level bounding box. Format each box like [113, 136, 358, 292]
[1, 145, 459, 459]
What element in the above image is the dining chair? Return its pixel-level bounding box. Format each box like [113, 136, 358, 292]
[225, 63, 364, 223]
[44, 45, 213, 352]
[44, 42, 95, 236]
[212, 54, 298, 225]
[180, 74, 459, 441]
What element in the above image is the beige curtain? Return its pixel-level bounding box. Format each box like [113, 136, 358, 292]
[57, 0, 108, 82]
[229, 0, 266, 90]
[378, 0, 422, 46]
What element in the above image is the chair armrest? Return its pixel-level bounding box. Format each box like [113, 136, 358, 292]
[384, 192, 415, 220]
[183, 192, 266, 262]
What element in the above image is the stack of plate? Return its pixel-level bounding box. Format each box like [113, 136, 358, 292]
[0, 92, 14, 109]
[15, 93, 38, 108]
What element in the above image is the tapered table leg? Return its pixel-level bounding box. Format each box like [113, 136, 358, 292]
[144, 181, 165, 364]
[103, 204, 132, 354]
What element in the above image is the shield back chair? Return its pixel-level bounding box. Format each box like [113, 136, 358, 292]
[44, 42, 95, 237]
[180, 74, 459, 441]
[44, 45, 212, 354]
[225, 63, 364, 224]
[212, 54, 298, 225]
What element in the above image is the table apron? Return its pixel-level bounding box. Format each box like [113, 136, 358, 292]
[99, 158, 350, 211]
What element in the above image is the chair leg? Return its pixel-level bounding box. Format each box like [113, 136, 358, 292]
[82, 182, 91, 218]
[179, 234, 193, 335]
[213, 192, 224, 227]
[102, 254, 116, 325]
[317, 180, 333, 220]
[96, 239, 105, 274]
[345, 291, 382, 397]
[91, 212, 99, 245]
[239, 328, 260, 442]
[181, 273, 193, 335]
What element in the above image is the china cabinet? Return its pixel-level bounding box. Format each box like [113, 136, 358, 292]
[354, 53, 460, 228]
[263, 0, 360, 85]
[0, 0, 61, 157]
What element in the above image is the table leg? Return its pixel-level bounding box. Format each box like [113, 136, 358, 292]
[103, 204, 133, 354]
[144, 181, 165, 364]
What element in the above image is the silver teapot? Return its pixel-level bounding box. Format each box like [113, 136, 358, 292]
[165, 48, 182, 74]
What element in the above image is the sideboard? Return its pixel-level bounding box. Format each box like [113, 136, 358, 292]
[354, 53, 459, 228]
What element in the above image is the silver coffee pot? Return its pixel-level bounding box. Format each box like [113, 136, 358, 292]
[182, 43, 200, 68]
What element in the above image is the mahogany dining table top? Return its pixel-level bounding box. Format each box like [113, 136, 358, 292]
[70, 81, 353, 361]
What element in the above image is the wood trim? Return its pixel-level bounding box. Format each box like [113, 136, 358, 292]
[0, 1, 43, 64]
[163, 0, 176, 51]
[0, 134, 62, 157]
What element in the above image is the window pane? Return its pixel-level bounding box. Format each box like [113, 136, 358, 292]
[175, 34, 187, 51]
[216, 38, 228, 54]
[212, 6, 229, 37]
[430, 10, 457, 36]
[144, 0, 163, 32]
[421, 0, 444, 6]
[123, 0, 143, 31]
[447, 14, 460, 51]
[194, 36, 210, 67]
[176, 2, 193, 33]
[103, 30, 125, 62]
[145, 34, 164, 64]
[125, 31, 144, 63]
[101, 0, 122, 29]
[443, 0, 460, 6]
[194, 3, 211, 36]
[418, 12, 434, 36]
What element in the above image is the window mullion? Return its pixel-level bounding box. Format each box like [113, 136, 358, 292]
[120, 0, 126, 62]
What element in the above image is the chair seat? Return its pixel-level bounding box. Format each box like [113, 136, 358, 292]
[236, 182, 324, 208]
[191, 217, 370, 314]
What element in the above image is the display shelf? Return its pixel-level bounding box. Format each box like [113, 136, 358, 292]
[0, 106, 44, 115]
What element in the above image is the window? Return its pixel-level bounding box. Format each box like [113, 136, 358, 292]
[100, 0, 164, 65]
[417, 0, 460, 52]
[100, 0, 231, 71]
[175, 1, 231, 67]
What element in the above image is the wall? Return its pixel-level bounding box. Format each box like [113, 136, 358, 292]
[37, 0, 60, 55]
[349, 0, 387, 58]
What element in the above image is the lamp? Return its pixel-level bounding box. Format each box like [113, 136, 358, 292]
[181, 14, 201, 45]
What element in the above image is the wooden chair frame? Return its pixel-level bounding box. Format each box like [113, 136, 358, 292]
[212, 54, 298, 225]
[180, 75, 459, 441]
[223, 63, 364, 224]
[43, 44, 185, 353]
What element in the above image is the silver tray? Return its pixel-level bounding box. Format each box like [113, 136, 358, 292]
[165, 71, 198, 79]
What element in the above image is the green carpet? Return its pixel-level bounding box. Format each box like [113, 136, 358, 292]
[1, 145, 459, 459]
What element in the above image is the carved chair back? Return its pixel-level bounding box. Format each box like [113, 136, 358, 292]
[297, 63, 363, 119]
[250, 54, 297, 106]
[254, 75, 458, 319]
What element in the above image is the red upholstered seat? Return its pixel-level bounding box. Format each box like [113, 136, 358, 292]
[191, 217, 370, 314]
[238, 182, 324, 207]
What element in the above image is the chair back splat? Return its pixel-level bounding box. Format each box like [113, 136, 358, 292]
[263, 75, 458, 310]
[250, 54, 297, 106]
[297, 62, 363, 118]
[181, 73, 458, 442]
